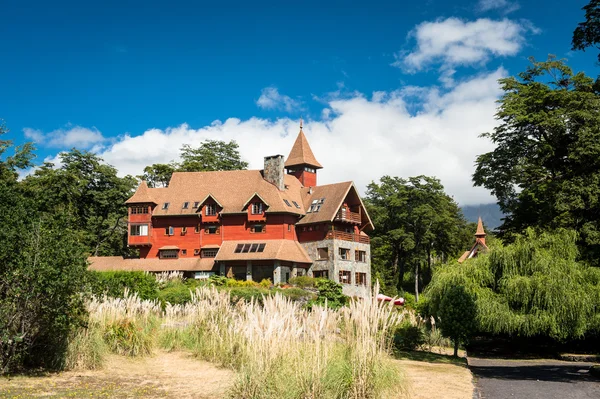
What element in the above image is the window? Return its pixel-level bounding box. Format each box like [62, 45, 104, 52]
[201, 248, 218, 258]
[195, 224, 201, 233]
[205, 225, 219, 234]
[160, 249, 178, 259]
[292, 201, 300, 209]
[339, 270, 352, 285]
[182, 202, 189, 209]
[205, 204, 216, 216]
[130, 206, 148, 214]
[288, 224, 292, 232]
[305, 166, 316, 173]
[165, 226, 174, 236]
[317, 247, 329, 260]
[355, 250, 367, 262]
[234, 243, 266, 253]
[194, 249, 200, 255]
[251, 224, 265, 233]
[308, 198, 325, 213]
[339, 248, 350, 260]
[130, 224, 149, 236]
[162, 202, 170, 210]
[313, 270, 328, 279]
[283, 199, 292, 207]
[251, 202, 263, 214]
[355, 272, 367, 286]
[193, 201, 200, 209]
[181, 227, 187, 235]
[181, 249, 187, 256]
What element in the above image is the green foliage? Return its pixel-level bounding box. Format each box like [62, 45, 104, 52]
[393, 321, 425, 351]
[178, 140, 249, 172]
[366, 175, 471, 298]
[0, 178, 89, 372]
[572, 1, 600, 62]
[288, 275, 317, 288]
[473, 57, 600, 263]
[275, 288, 317, 302]
[227, 286, 270, 304]
[425, 229, 600, 343]
[157, 282, 193, 305]
[103, 319, 154, 357]
[308, 279, 347, 309]
[138, 162, 176, 188]
[401, 292, 416, 310]
[259, 278, 272, 288]
[208, 274, 228, 286]
[89, 271, 159, 300]
[438, 285, 477, 356]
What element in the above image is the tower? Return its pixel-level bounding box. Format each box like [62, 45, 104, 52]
[475, 216, 486, 246]
[284, 120, 323, 187]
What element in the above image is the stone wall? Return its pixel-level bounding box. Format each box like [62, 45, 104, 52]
[263, 155, 285, 190]
[301, 239, 371, 297]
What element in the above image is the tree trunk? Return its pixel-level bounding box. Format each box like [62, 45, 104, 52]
[453, 339, 459, 357]
[415, 261, 420, 302]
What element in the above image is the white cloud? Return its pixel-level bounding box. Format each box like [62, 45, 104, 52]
[478, 0, 520, 14]
[396, 18, 533, 72]
[82, 69, 506, 206]
[23, 125, 105, 148]
[256, 87, 302, 112]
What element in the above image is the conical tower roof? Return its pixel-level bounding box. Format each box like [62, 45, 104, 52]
[475, 217, 486, 236]
[125, 181, 157, 204]
[285, 123, 323, 169]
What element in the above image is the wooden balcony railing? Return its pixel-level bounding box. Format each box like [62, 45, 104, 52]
[128, 235, 152, 246]
[334, 209, 361, 224]
[325, 230, 370, 244]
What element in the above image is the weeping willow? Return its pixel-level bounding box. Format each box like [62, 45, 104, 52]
[424, 228, 600, 340]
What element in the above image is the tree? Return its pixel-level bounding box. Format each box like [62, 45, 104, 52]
[572, 0, 600, 62]
[473, 57, 600, 263]
[22, 149, 137, 256]
[0, 120, 35, 182]
[425, 229, 600, 342]
[366, 176, 471, 300]
[138, 163, 176, 188]
[178, 140, 249, 172]
[438, 285, 477, 357]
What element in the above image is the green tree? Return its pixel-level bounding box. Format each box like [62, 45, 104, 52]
[425, 229, 600, 342]
[366, 176, 471, 300]
[22, 149, 137, 256]
[438, 285, 477, 357]
[473, 57, 600, 263]
[0, 120, 35, 182]
[572, 0, 600, 62]
[178, 140, 248, 172]
[138, 163, 176, 188]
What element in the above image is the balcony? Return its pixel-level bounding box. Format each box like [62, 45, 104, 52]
[334, 209, 361, 224]
[325, 230, 370, 244]
[128, 235, 151, 246]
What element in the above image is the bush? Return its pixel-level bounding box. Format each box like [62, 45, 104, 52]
[158, 282, 193, 305]
[308, 278, 347, 309]
[288, 276, 317, 288]
[89, 271, 159, 300]
[259, 278, 271, 289]
[228, 286, 271, 304]
[401, 292, 416, 310]
[438, 285, 477, 356]
[208, 275, 228, 286]
[393, 321, 425, 351]
[276, 287, 317, 302]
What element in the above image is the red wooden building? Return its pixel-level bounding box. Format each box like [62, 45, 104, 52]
[89, 123, 374, 296]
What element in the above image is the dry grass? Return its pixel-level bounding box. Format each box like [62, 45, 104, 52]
[395, 357, 473, 399]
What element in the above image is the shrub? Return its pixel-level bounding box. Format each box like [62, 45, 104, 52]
[400, 292, 416, 310]
[259, 278, 272, 289]
[308, 278, 347, 309]
[393, 321, 425, 351]
[288, 276, 317, 288]
[276, 287, 317, 302]
[438, 285, 477, 356]
[158, 282, 193, 305]
[228, 286, 271, 304]
[208, 274, 228, 286]
[89, 271, 159, 300]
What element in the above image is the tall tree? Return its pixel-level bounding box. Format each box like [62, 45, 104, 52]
[366, 175, 470, 299]
[22, 150, 137, 256]
[473, 57, 600, 263]
[572, 0, 600, 62]
[178, 140, 249, 172]
[138, 163, 176, 188]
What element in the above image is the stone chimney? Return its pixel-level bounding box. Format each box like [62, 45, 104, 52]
[263, 155, 285, 191]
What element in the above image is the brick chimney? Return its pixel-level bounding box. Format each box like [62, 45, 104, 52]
[263, 155, 285, 191]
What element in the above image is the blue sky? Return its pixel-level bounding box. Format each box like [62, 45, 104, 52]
[0, 0, 597, 205]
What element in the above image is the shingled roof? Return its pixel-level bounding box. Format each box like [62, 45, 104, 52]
[284, 129, 323, 169]
[125, 181, 157, 204]
[215, 240, 312, 264]
[87, 256, 216, 272]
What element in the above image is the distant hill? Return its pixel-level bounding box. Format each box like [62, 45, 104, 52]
[461, 203, 504, 231]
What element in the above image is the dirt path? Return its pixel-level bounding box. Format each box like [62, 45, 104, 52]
[395, 358, 474, 399]
[0, 351, 234, 398]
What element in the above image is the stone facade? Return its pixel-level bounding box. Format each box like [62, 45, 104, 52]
[263, 154, 285, 191]
[301, 239, 371, 298]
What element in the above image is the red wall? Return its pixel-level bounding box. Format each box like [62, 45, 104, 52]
[297, 223, 328, 242]
[290, 170, 317, 187]
[130, 213, 300, 259]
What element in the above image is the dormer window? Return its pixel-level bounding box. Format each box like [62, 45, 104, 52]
[182, 202, 189, 209]
[193, 201, 200, 209]
[292, 201, 300, 209]
[308, 198, 325, 213]
[251, 202, 263, 214]
[205, 204, 216, 216]
[162, 202, 170, 210]
[283, 199, 292, 207]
